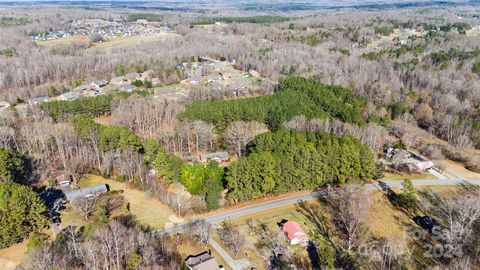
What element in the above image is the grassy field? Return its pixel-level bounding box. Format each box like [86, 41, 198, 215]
[382, 172, 436, 180]
[36, 35, 89, 46]
[223, 189, 425, 269]
[436, 159, 480, 179]
[37, 32, 179, 50]
[80, 175, 181, 229]
[223, 201, 326, 270]
[92, 32, 179, 51]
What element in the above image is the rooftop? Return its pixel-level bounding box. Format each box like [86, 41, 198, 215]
[283, 220, 308, 241]
[64, 184, 108, 201]
[185, 252, 220, 270]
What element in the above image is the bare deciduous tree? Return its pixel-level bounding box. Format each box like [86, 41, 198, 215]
[332, 187, 369, 251]
[224, 121, 267, 157]
[218, 221, 245, 258]
[73, 196, 99, 221]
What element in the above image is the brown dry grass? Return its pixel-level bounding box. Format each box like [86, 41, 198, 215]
[0, 242, 27, 270]
[80, 175, 179, 230]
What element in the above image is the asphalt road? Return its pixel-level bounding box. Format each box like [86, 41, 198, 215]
[158, 178, 480, 236]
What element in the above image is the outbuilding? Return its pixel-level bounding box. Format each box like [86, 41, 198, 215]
[282, 221, 309, 245]
[0, 101, 11, 111]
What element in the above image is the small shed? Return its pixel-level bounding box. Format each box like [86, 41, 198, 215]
[64, 184, 108, 201]
[282, 221, 309, 245]
[249, 69, 260, 77]
[56, 173, 73, 186]
[199, 152, 230, 163]
[0, 101, 11, 111]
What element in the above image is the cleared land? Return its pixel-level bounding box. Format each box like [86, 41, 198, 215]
[0, 242, 27, 270]
[80, 175, 181, 229]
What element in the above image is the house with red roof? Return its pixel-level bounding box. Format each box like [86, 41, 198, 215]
[282, 221, 309, 245]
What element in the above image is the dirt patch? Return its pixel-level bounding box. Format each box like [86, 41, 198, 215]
[0, 242, 27, 270]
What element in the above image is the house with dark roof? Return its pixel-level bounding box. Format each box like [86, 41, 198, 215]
[185, 251, 223, 270]
[29, 96, 49, 106]
[64, 184, 108, 201]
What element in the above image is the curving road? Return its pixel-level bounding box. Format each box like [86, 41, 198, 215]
[158, 178, 480, 236]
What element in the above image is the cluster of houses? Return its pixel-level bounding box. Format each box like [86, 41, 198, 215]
[185, 220, 307, 270]
[32, 18, 171, 41]
[27, 69, 159, 107]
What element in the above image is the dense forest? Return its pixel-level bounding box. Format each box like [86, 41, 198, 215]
[226, 130, 377, 202]
[181, 76, 371, 130]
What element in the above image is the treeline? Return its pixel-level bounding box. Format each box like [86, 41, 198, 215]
[73, 115, 225, 211]
[181, 76, 368, 131]
[0, 182, 48, 249]
[72, 115, 143, 153]
[429, 48, 480, 69]
[361, 44, 425, 61]
[225, 130, 377, 202]
[0, 17, 29, 27]
[143, 138, 224, 211]
[375, 26, 394, 36]
[24, 217, 182, 270]
[191, 15, 290, 25]
[42, 91, 150, 121]
[127, 13, 163, 22]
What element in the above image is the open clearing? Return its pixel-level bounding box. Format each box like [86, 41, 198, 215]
[0, 242, 27, 270]
[36, 35, 89, 46]
[80, 175, 181, 229]
[435, 159, 480, 179]
[92, 32, 179, 50]
[37, 32, 179, 51]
